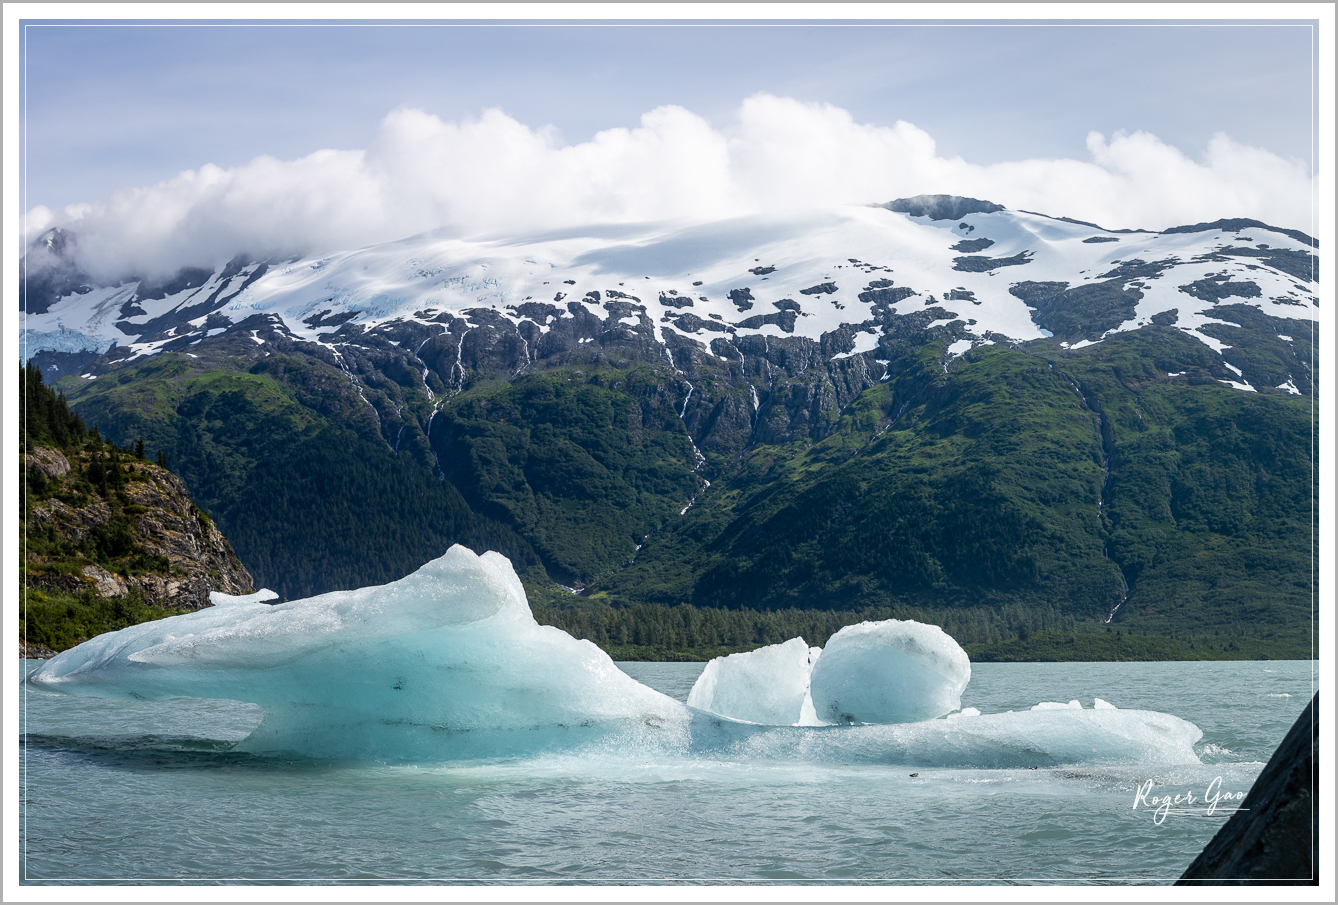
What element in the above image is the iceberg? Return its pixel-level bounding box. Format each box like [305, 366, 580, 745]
[27, 546, 1203, 767]
[27, 546, 686, 760]
[687, 637, 819, 725]
[809, 619, 971, 724]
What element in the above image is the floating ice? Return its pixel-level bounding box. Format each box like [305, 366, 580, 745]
[208, 588, 279, 607]
[27, 547, 1202, 767]
[712, 707, 1203, 768]
[27, 546, 685, 760]
[808, 620, 971, 724]
[687, 637, 819, 725]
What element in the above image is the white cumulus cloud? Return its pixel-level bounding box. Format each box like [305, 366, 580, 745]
[25, 93, 1315, 282]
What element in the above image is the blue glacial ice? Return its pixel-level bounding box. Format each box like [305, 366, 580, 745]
[27, 546, 1203, 766]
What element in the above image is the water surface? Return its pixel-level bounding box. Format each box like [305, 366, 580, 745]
[20, 659, 1314, 885]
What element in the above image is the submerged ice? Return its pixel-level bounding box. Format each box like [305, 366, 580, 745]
[28, 546, 1203, 766]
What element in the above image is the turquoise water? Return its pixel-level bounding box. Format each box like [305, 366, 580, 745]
[20, 659, 1314, 885]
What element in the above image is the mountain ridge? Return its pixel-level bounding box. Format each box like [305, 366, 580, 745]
[20, 197, 1319, 658]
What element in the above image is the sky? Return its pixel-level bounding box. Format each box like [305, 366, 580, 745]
[16, 14, 1325, 281]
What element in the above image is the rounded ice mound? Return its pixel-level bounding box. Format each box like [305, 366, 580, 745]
[687, 637, 816, 725]
[808, 619, 970, 724]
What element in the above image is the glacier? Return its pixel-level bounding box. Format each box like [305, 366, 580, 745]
[23, 204, 1319, 373]
[26, 546, 1203, 766]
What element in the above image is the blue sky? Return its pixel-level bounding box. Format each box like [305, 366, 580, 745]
[13, 15, 1324, 279]
[22, 20, 1318, 212]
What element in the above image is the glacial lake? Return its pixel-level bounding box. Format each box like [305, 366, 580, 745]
[19, 658, 1314, 886]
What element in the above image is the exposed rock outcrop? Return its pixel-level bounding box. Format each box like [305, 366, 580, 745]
[25, 448, 255, 612]
[879, 194, 1005, 221]
[24, 447, 71, 479]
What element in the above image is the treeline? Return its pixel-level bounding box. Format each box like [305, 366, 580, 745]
[969, 629, 1308, 662]
[530, 599, 1082, 661]
[531, 600, 1309, 662]
[22, 360, 87, 450]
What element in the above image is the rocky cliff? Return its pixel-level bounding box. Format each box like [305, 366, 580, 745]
[24, 444, 255, 613]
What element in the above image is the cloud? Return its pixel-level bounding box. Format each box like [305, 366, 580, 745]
[26, 94, 1314, 282]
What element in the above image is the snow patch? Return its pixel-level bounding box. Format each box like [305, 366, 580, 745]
[946, 338, 975, 358]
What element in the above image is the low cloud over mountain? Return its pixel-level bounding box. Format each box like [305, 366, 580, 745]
[22, 94, 1313, 283]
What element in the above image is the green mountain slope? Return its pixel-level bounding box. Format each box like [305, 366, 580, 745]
[45, 243, 1316, 661]
[590, 328, 1313, 656]
[62, 349, 541, 599]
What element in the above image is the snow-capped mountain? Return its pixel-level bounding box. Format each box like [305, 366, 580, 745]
[22, 195, 1319, 396]
[19, 196, 1320, 635]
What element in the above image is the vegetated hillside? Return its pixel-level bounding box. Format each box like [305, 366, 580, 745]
[27, 200, 1318, 659]
[60, 345, 542, 600]
[20, 362, 255, 655]
[591, 328, 1314, 658]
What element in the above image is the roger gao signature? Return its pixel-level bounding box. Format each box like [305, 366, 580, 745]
[1132, 777, 1247, 825]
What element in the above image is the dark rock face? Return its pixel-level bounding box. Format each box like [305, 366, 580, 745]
[25, 448, 256, 611]
[953, 251, 1033, 273]
[1010, 280, 1141, 344]
[135, 266, 215, 301]
[1178, 693, 1317, 885]
[669, 312, 732, 334]
[1194, 246, 1319, 283]
[1179, 276, 1262, 303]
[735, 310, 798, 333]
[728, 288, 755, 311]
[1191, 303, 1316, 396]
[1083, 236, 1121, 244]
[879, 195, 1005, 220]
[1161, 218, 1318, 248]
[659, 292, 693, 309]
[304, 308, 361, 328]
[21, 641, 60, 660]
[951, 238, 995, 253]
[30, 348, 105, 379]
[858, 285, 916, 309]
[1098, 258, 1181, 281]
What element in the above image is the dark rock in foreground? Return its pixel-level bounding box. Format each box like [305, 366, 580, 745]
[1178, 693, 1318, 885]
